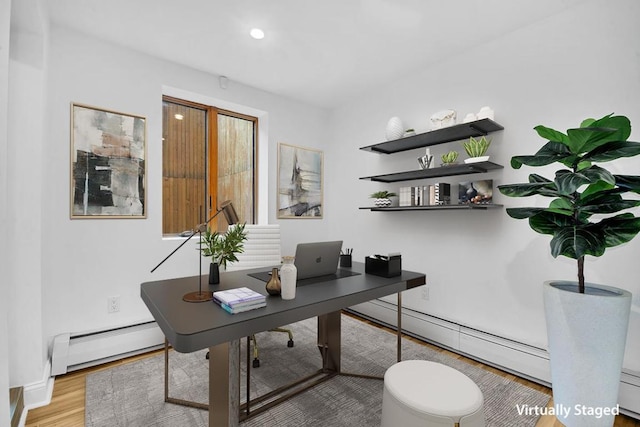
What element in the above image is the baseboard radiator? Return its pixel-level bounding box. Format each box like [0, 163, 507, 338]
[51, 321, 165, 374]
[348, 299, 640, 420]
[50, 225, 282, 375]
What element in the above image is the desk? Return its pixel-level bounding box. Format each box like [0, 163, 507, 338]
[141, 262, 425, 426]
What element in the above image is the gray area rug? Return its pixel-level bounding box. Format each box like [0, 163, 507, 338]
[86, 314, 549, 426]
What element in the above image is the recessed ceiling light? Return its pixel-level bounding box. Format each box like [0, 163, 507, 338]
[174, 114, 184, 120]
[250, 28, 265, 40]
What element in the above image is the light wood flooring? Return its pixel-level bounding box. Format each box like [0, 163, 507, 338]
[25, 313, 640, 427]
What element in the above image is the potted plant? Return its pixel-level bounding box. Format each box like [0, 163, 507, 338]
[497, 114, 640, 427]
[462, 136, 491, 163]
[440, 150, 459, 166]
[199, 223, 247, 284]
[370, 190, 397, 207]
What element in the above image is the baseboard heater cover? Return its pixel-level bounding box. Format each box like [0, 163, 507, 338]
[51, 321, 165, 374]
[348, 299, 640, 419]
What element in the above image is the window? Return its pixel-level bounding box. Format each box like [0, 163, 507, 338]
[162, 96, 256, 235]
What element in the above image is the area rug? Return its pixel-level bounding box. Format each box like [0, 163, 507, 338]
[86, 314, 549, 426]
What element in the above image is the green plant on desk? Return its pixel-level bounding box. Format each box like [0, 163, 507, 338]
[199, 223, 247, 268]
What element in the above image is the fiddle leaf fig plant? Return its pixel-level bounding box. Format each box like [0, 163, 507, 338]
[498, 114, 640, 293]
[199, 223, 247, 268]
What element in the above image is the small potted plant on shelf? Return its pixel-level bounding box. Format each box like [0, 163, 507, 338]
[497, 113, 640, 427]
[462, 136, 491, 163]
[370, 190, 397, 207]
[199, 223, 247, 284]
[403, 128, 416, 137]
[440, 150, 459, 166]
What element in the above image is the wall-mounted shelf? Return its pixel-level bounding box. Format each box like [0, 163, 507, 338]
[360, 161, 503, 183]
[359, 204, 503, 211]
[360, 118, 504, 154]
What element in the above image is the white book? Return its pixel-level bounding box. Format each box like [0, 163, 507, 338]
[213, 287, 266, 307]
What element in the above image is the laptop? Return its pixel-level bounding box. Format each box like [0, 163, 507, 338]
[294, 241, 343, 280]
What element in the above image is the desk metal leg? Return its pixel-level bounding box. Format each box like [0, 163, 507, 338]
[397, 291, 402, 363]
[317, 311, 341, 372]
[209, 339, 240, 427]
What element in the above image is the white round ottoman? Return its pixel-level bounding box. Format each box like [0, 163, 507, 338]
[381, 360, 485, 427]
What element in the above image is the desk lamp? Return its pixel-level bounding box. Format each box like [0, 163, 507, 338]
[150, 200, 239, 302]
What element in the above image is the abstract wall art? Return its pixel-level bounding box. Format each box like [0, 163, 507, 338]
[277, 143, 323, 218]
[70, 103, 146, 218]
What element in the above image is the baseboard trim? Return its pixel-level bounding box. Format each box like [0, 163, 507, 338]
[348, 299, 640, 419]
[22, 358, 54, 412]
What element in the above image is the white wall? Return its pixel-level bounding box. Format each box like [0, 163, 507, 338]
[326, 0, 640, 372]
[6, 22, 331, 389]
[7, 0, 640, 402]
[1, 0, 12, 421]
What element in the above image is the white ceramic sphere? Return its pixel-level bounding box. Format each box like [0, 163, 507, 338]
[385, 117, 404, 141]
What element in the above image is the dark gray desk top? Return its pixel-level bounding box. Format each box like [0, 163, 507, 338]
[141, 262, 425, 353]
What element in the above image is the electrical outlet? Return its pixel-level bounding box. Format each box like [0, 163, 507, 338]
[421, 286, 430, 301]
[108, 296, 120, 313]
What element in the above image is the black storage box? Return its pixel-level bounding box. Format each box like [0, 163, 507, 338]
[365, 255, 401, 278]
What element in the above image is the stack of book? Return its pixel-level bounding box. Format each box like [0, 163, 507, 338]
[213, 287, 267, 314]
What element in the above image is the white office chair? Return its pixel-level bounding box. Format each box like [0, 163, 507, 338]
[227, 224, 294, 367]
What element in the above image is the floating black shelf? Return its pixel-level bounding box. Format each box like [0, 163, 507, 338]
[359, 204, 503, 211]
[360, 161, 503, 183]
[360, 118, 504, 154]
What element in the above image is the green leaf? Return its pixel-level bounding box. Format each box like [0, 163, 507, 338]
[566, 127, 618, 154]
[550, 226, 605, 259]
[534, 125, 569, 145]
[498, 182, 558, 198]
[578, 191, 640, 214]
[580, 165, 616, 186]
[510, 141, 574, 169]
[504, 207, 546, 219]
[600, 214, 640, 248]
[586, 140, 640, 162]
[616, 175, 640, 193]
[587, 114, 631, 141]
[554, 170, 590, 195]
[528, 211, 576, 236]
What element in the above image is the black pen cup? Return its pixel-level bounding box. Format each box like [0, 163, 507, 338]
[339, 254, 352, 268]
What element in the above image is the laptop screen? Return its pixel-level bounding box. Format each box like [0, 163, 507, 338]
[294, 241, 343, 280]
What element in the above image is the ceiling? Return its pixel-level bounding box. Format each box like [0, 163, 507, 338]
[16, 0, 587, 108]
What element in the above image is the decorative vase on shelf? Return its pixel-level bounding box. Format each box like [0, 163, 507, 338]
[385, 117, 404, 141]
[477, 106, 495, 120]
[280, 256, 297, 300]
[265, 267, 281, 296]
[209, 262, 220, 284]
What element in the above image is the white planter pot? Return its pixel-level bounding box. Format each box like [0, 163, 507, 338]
[374, 198, 392, 207]
[543, 281, 632, 427]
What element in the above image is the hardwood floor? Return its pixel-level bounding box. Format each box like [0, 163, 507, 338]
[25, 314, 640, 427]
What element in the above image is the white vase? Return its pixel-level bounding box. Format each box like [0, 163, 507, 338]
[280, 256, 297, 300]
[543, 281, 631, 427]
[385, 117, 404, 141]
[477, 106, 495, 120]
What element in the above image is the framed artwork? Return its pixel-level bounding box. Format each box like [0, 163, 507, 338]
[277, 143, 323, 218]
[458, 180, 494, 204]
[70, 103, 147, 218]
